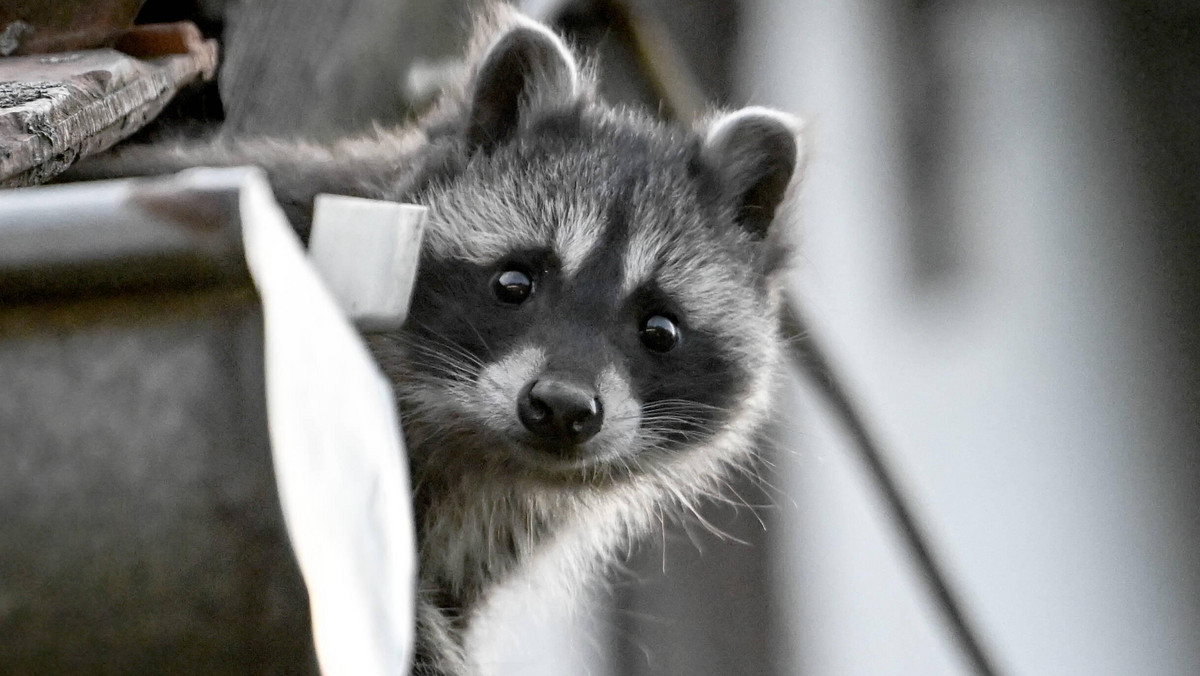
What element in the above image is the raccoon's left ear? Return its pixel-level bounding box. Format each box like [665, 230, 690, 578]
[466, 19, 582, 153]
[702, 107, 803, 239]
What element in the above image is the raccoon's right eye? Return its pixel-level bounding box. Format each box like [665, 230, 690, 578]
[640, 314, 681, 353]
[492, 268, 534, 304]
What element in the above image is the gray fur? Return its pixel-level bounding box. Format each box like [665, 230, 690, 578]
[69, 6, 804, 675]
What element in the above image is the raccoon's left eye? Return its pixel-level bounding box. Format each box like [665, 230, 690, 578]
[640, 315, 681, 353]
[492, 268, 534, 304]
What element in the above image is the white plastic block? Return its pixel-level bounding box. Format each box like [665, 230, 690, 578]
[308, 194, 427, 332]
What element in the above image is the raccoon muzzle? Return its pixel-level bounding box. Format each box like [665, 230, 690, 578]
[516, 372, 604, 449]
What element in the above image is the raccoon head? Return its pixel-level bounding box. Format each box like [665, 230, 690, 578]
[378, 19, 802, 493]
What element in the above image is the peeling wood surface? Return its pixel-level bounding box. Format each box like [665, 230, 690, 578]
[0, 35, 216, 188]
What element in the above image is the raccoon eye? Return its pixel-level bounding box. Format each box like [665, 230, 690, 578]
[640, 315, 681, 353]
[492, 268, 534, 304]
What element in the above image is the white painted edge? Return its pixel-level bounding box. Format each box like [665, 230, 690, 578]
[206, 168, 416, 676]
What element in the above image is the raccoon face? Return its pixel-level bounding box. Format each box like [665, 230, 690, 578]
[382, 19, 801, 486]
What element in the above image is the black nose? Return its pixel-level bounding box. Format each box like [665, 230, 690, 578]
[517, 375, 604, 446]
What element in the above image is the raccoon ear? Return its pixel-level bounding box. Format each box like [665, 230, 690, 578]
[466, 21, 581, 153]
[702, 107, 802, 239]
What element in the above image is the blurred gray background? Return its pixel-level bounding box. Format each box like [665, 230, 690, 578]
[126, 0, 1200, 674]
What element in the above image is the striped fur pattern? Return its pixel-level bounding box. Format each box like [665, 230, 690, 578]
[74, 6, 804, 675]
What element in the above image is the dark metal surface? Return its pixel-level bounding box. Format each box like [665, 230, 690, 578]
[0, 174, 319, 675]
[0, 175, 247, 301]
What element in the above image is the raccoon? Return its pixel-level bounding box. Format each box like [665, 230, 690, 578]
[72, 7, 803, 674]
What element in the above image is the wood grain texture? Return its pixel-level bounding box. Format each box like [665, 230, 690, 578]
[0, 33, 216, 187]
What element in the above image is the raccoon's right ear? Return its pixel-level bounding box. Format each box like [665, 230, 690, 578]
[702, 107, 804, 240]
[466, 21, 581, 153]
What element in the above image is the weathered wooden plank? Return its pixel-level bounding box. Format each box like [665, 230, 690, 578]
[308, 194, 427, 332]
[0, 26, 216, 187]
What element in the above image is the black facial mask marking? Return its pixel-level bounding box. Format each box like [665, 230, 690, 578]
[402, 114, 763, 462]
